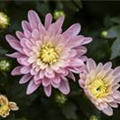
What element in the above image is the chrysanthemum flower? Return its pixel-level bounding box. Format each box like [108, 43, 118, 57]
[0, 95, 19, 118]
[6, 10, 92, 97]
[79, 59, 120, 116]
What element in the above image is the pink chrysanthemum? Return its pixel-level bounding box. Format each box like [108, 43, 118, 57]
[6, 10, 92, 97]
[79, 59, 120, 116]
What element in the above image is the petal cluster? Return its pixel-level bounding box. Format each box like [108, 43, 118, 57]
[0, 95, 19, 118]
[6, 10, 92, 97]
[79, 59, 120, 116]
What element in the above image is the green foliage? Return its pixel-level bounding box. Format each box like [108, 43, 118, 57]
[104, 20, 120, 59]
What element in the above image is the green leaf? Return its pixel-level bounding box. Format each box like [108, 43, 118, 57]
[106, 25, 120, 59]
[106, 26, 120, 39]
[111, 16, 120, 24]
[111, 37, 120, 59]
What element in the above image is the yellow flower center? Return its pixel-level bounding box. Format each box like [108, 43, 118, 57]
[40, 42, 58, 65]
[0, 97, 9, 117]
[88, 79, 107, 98]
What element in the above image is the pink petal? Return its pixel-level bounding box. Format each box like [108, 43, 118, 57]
[70, 59, 84, 67]
[109, 102, 118, 108]
[113, 91, 120, 99]
[19, 74, 32, 84]
[113, 84, 120, 91]
[68, 50, 77, 58]
[30, 68, 37, 75]
[67, 36, 85, 48]
[32, 29, 40, 39]
[6, 52, 23, 58]
[17, 57, 30, 66]
[20, 38, 27, 48]
[39, 70, 45, 79]
[80, 55, 87, 62]
[27, 80, 40, 94]
[33, 73, 39, 80]
[115, 99, 120, 104]
[23, 48, 31, 56]
[105, 96, 114, 102]
[96, 63, 103, 73]
[33, 74, 41, 85]
[67, 72, 75, 81]
[28, 56, 37, 64]
[76, 46, 87, 56]
[114, 77, 120, 84]
[56, 15, 64, 27]
[80, 37, 92, 45]
[44, 69, 55, 79]
[25, 39, 33, 49]
[99, 102, 108, 110]
[16, 31, 24, 39]
[45, 13, 52, 30]
[42, 78, 51, 87]
[63, 23, 81, 38]
[48, 15, 64, 35]
[44, 85, 52, 97]
[87, 58, 96, 72]
[102, 106, 113, 116]
[68, 68, 80, 74]
[20, 66, 31, 74]
[6, 35, 23, 52]
[22, 20, 31, 32]
[11, 66, 23, 76]
[28, 10, 41, 29]
[113, 66, 120, 76]
[53, 77, 61, 84]
[103, 62, 112, 71]
[24, 30, 31, 38]
[38, 22, 46, 35]
[58, 80, 70, 95]
[51, 81, 60, 88]
[78, 79, 85, 88]
[55, 15, 64, 33]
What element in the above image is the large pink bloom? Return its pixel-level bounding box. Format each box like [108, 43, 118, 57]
[79, 59, 120, 116]
[6, 10, 92, 96]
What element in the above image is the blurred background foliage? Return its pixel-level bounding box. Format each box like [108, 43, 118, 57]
[0, 0, 120, 120]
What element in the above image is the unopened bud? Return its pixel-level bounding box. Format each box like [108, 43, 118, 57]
[54, 10, 65, 20]
[0, 60, 11, 71]
[101, 30, 108, 38]
[55, 93, 67, 105]
[89, 115, 99, 120]
[0, 12, 10, 29]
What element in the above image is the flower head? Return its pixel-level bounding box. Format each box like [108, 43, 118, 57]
[79, 59, 120, 116]
[0, 95, 19, 118]
[6, 10, 92, 97]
